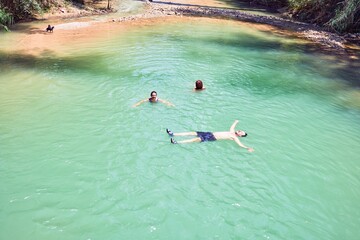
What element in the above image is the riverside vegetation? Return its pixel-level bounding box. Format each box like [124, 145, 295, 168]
[0, 0, 112, 31]
[1, 0, 359, 33]
[248, 0, 359, 33]
[0, 0, 359, 46]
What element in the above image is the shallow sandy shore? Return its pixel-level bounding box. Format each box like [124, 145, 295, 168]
[8, 0, 360, 58]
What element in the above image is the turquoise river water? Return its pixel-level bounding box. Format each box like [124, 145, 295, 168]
[1, 17, 360, 240]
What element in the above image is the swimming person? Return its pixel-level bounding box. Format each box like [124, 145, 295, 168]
[166, 120, 254, 152]
[194, 80, 205, 90]
[133, 91, 174, 107]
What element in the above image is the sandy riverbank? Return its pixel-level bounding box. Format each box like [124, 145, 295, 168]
[7, 0, 360, 58]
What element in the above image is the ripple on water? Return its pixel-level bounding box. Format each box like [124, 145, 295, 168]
[1, 18, 360, 240]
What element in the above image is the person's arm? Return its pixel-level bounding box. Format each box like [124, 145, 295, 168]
[132, 99, 147, 107]
[234, 138, 254, 152]
[158, 98, 175, 107]
[229, 120, 239, 132]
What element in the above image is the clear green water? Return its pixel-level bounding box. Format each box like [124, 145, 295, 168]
[1, 19, 360, 240]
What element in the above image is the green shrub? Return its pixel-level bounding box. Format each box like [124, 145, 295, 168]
[15, 0, 42, 19]
[287, 0, 360, 33]
[0, 7, 14, 31]
[326, 0, 360, 33]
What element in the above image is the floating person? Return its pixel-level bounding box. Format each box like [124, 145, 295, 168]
[46, 25, 54, 32]
[133, 91, 174, 107]
[166, 120, 254, 152]
[194, 80, 205, 91]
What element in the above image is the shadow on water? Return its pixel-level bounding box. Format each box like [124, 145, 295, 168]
[182, 31, 360, 88]
[0, 30, 358, 90]
[1, 29, 359, 88]
[214, 32, 360, 87]
[0, 49, 120, 76]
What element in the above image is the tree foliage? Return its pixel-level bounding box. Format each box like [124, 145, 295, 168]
[1, 0, 41, 21]
[326, 0, 360, 33]
[0, 5, 13, 31]
[287, 0, 360, 33]
[241, 0, 360, 33]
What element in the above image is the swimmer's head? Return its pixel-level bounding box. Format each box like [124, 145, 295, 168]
[195, 80, 203, 90]
[235, 130, 247, 137]
[150, 91, 157, 97]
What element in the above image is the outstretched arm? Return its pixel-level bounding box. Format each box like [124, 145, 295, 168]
[158, 98, 175, 107]
[234, 138, 254, 152]
[132, 99, 148, 107]
[230, 120, 239, 132]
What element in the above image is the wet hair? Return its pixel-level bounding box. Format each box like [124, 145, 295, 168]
[236, 131, 247, 137]
[150, 91, 157, 97]
[195, 80, 203, 90]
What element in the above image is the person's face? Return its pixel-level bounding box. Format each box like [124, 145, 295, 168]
[150, 92, 157, 99]
[235, 130, 246, 137]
